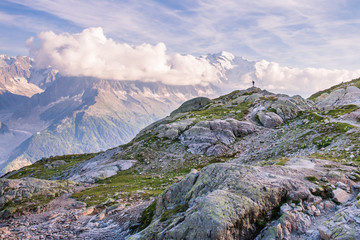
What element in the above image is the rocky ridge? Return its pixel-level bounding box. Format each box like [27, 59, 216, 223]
[1, 79, 360, 239]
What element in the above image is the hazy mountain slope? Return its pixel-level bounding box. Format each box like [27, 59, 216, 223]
[1, 76, 217, 174]
[5, 51, 355, 176]
[0, 51, 258, 174]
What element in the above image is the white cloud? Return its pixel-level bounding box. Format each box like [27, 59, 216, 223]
[27, 27, 220, 86]
[253, 60, 360, 97]
[26, 27, 360, 96]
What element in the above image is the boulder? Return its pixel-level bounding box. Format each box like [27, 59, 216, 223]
[205, 144, 228, 156]
[257, 111, 283, 128]
[157, 119, 194, 139]
[332, 188, 351, 204]
[180, 119, 256, 155]
[68, 148, 136, 183]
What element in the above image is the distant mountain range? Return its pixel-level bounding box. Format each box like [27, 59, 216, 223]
[1, 51, 290, 174]
[1, 54, 239, 174]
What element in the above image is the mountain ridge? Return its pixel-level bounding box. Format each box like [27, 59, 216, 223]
[0, 51, 358, 176]
[1, 78, 360, 239]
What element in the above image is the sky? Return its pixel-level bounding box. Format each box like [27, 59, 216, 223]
[1, 0, 360, 96]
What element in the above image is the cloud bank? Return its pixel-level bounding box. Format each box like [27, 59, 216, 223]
[26, 27, 360, 96]
[27, 27, 219, 86]
[254, 60, 360, 96]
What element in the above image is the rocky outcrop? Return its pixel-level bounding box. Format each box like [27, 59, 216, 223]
[170, 97, 213, 116]
[131, 158, 360, 240]
[0, 178, 75, 218]
[180, 119, 256, 155]
[133, 163, 291, 239]
[318, 198, 360, 240]
[68, 148, 136, 183]
[2, 83, 360, 239]
[314, 85, 360, 110]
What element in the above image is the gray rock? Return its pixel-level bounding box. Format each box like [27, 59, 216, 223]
[162, 129, 179, 139]
[180, 119, 256, 155]
[315, 86, 360, 109]
[68, 148, 136, 183]
[318, 199, 360, 240]
[256, 211, 311, 240]
[205, 144, 228, 156]
[257, 111, 283, 128]
[332, 188, 351, 204]
[134, 163, 316, 240]
[280, 203, 292, 214]
[336, 181, 348, 190]
[156, 119, 194, 139]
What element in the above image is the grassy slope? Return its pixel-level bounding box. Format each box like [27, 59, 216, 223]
[308, 77, 360, 101]
[4, 87, 360, 209]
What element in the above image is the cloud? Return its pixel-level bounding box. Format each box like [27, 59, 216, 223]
[27, 27, 220, 86]
[26, 27, 360, 96]
[253, 60, 360, 97]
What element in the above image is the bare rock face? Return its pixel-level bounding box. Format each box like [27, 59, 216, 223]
[132, 162, 317, 240]
[68, 148, 136, 183]
[256, 211, 311, 240]
[180, 119, 256, 155]
[129, 157, 360, 240]
[318, 199, 360, 240]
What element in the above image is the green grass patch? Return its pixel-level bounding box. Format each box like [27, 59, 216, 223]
[0, 192, 62, 217]
[138, 201, 157, 230]
[214, 90, 241, 101]
[305, 176, 318, 183]
[313, 136, 333, 149]
[6, 153, 97, 180]
[71, 169, 174, 207]
[323, 104, 359, 118]
[259, 96, 278, 101]
[185, 102, 250, 121]
[274, 157, 289, 166]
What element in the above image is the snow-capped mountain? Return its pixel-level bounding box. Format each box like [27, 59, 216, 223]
[205, 51, 257, 94]
[0, 55, 57, 97]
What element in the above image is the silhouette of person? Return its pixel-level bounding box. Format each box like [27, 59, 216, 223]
[252, 80, 255, 87]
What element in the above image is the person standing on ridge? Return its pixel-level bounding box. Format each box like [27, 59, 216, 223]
[252, 80, 255, 87]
